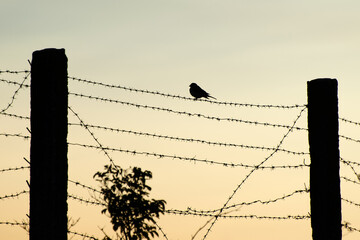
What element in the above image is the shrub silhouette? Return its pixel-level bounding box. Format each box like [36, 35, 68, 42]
[94, 164, 166, 240]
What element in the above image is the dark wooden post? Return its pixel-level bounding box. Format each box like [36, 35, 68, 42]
[308, 78, 342, 240]
[30, 48, 68, 240]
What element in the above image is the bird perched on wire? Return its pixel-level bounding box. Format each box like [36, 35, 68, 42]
[189, 83, 216, 100]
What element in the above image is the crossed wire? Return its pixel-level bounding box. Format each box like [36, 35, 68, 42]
[202, 107, 307, 239]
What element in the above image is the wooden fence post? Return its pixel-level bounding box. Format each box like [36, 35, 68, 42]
[308, 78, 342, 240]
[30, 48, 68, 240]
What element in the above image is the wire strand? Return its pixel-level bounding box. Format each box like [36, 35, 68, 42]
[68, 76, 306, 109]
[166, 210, 310, 220]
[186, 188, 309, 214]
[70, 92, 308, 130]
[0, 72, 30, 114]
[0, 70, 30, 74]
[68, 142, 309, 169]
[68, 122, 309, 156]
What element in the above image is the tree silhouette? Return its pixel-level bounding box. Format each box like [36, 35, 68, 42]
[94, 164, 166, 240]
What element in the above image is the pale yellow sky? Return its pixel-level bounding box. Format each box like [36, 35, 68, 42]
[1, 0, 360, 239]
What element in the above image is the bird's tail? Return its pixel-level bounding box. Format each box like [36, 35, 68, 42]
[208, 95, 217, 100]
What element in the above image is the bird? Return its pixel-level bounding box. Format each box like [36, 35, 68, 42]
[189, 83, 216, 100]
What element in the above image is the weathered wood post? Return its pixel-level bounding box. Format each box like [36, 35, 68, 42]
[308, 78, 342, 240]
[30, 48, 68, 239]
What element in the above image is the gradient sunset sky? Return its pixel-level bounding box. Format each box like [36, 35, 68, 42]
[1, 1, 360, 239]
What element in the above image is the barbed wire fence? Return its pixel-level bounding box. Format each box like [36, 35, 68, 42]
[1, 68, 360, 239]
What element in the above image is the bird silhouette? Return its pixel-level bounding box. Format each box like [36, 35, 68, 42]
[189, 83, 216, 100]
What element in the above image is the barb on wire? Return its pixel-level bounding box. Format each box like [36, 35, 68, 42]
[69, 123, 309, 156]
[68, 142, 309, 170]
[68, 230, 98, 240]
[187, 188, 309, 214]
[341, 157, 360, 181]
[0, 190, 29, 200]
[0, 221, 28, 226]
[154, 222, 169, 240]
[1, 71, 30, 113]
[340, 157, 360, 167]
[69, 76, 306, 109]
[202, 106, 307, 240]
[339, 134, 360, 144]
[70, 92, 307, 131]
[68, 179, 101, 194]
[343, 222, 360, 233]
[0, 78, 30, 88]
[0, 133, 30, 140]
[0, 70, 30, 74]
[0, 166, 30, 173]
[68, 194, 105, 206]
[0, 112, 30, 120]
[341, 176, 360, 186]
[191, 206, 244, 240]
[342, 198, 360, 208]
[340, 117, 360, 126]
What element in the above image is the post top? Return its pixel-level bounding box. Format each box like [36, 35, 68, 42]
[307, 78, 337, 84]
[31, 48, 67, 66]
[32, 48, 66, 57]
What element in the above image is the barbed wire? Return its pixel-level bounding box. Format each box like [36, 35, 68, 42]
[0, 78, 30, 88]
[186, 188, 309, 214]
[0, 109, 356, 146]
[339, 134, 360, 144]
[68, 123, 309, 156]
[69, 193, 168, 240]
[70, 92, 308, 131]
[0, 178, 101, 198]
[341, 157, 360, 167]
[0, 166, 29, 173]
[67, 192, 311, 221]
[68, 179, 101, 194]
[342, 198, 360, 208]
[0, 190, 29, 200]
[68, 76, 306, 109]
[166, 209, 310, 220]
[343, 222, 360, 233]
[0, 221, 28, 226]
[69, 189, 313, 238]
[341, 176, 360, 186]
[68, 230, 98, 240]
[3, 74, 360, 131]
[0, 111, 30, 120]
[340, 117, 360, 126]
[341, 157, 360, 181]
[68, 142, 309, 170]
[3, 75, 360, 141]
[0, 165, 101, 195]
[0, 133, 30, 140]
[0, 86, 358, 146]
[0, 70, 30, 74]
[154, 222, 169, 240]
[68, 106, 118, 168]
[0, 197, 162, 240]
[0, 220, 99, 240]
[68, 194, 105, 206]
[0, 71, 30, 114]
[202, 106, 307, 239]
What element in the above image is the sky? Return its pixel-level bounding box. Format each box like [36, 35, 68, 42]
[1, 0, 360, 239]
